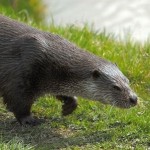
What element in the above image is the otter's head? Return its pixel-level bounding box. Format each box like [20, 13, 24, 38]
[82, 63, 137, 108]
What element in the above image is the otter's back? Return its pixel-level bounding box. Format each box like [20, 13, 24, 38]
[0, 15, 39, 49]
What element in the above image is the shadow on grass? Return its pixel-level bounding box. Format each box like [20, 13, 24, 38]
[0, 114, 112, 149]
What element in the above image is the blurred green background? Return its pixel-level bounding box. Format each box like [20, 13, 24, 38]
[0, 0, 46, 23]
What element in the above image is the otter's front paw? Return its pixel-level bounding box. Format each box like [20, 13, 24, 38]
[62, 97, 78, 116]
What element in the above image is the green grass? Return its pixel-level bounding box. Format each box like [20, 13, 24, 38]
[0, 8, 150, 150]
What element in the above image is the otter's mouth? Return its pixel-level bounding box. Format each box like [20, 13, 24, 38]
[108, 95, 138, 109]
[98, 96, 138, 109]
[112, 100, 137, 109]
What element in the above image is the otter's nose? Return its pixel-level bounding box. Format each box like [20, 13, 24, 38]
[129, 95, 138, 105]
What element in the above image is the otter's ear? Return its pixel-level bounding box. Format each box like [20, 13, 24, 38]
[92, 70, 100, 79]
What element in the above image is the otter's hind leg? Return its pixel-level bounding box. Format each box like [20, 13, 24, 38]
[3, 89, 38, 126]
[56, 96, 78, 116]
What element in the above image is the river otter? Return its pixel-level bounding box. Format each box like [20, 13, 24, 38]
[0, 15, 137, 125]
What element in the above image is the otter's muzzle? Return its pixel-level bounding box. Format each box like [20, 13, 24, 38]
[129, 94, 138, 106]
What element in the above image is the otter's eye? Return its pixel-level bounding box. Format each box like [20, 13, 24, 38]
[113, 85, 122, 91]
